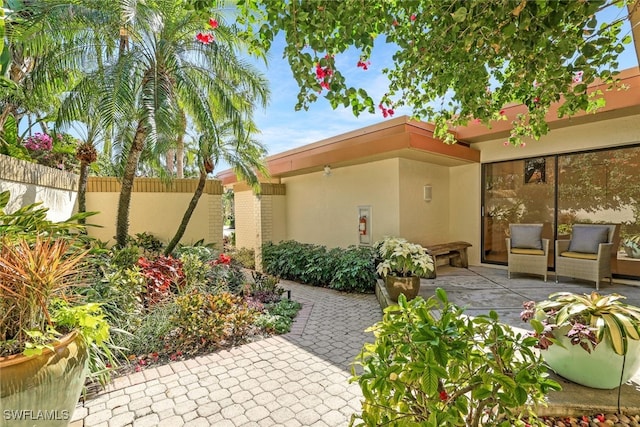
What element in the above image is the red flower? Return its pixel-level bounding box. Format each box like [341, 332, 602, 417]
[439, 390, 449, 401]
[596, 414, 605, 422]
[378, 103, 394, 118]
[196, 32, 214, 44]
[392, 19, 399, 26]
[357, 60, 370, 70]
[499, 109, 505, 115]
[533, 96, 540, 103]
[315, 64, 326, 79]
[410, 14, 417, 21]
[209, 18, 219, 29]
[320, 81, 330, 90]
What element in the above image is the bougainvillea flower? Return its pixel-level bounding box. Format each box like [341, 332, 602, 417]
[196, 32, 214, 44]
[209, 18, 219, 29]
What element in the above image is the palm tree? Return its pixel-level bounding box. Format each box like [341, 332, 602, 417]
[58, 0, 269, 247]
[164, 120, 268, 255]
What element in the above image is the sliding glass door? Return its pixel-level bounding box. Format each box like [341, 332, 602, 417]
[482, 145, 640, 279]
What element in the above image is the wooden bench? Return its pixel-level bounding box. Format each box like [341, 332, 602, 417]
[424, 241, 472, 273]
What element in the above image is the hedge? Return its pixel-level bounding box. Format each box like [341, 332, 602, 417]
[261, 240, 376, 293]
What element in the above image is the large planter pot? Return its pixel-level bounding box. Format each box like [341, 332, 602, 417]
[384, 275, 421, 302]
[541, 328, 640, 389]
[0, 331, 89, 427]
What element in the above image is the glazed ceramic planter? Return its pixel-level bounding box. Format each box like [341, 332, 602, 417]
[384, 275, 421, 302]
[0, 331, 89, 427]
[541, 327, 640, 389]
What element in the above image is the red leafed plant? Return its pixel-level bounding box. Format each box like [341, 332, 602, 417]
[137, 256, 185, 307]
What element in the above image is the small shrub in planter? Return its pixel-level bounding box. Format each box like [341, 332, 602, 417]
[350, 289, 560, 427]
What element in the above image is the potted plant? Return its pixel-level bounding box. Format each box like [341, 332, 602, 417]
[521, 291, 640, 389]
[375, 237, 434, 301]
[0, 191, 111, 427]
[621, 233, 640, 259]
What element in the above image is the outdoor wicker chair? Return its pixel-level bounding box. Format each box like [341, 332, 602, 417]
[506, 224, 549, 282]
[555, 224, 619, 290]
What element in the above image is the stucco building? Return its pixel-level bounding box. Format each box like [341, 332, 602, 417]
[219, 66, 640, 280]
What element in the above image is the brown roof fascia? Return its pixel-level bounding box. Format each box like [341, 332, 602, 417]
[455, 66, 640, 142]
[218, 116, 480, 184]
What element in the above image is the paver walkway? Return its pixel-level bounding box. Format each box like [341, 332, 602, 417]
[72, 266, 640, 426]
[71, 282, 381, 427]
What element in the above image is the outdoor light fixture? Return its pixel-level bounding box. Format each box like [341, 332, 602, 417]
[323, 165, 332, 176]
[423, 184, 432, 202]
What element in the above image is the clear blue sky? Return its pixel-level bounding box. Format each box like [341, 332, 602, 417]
[214, 6, 639, 175]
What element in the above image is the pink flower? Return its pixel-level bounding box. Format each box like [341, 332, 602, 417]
[209, 18, 219, 29]
[196, 32, 214, 44]
[533, 97, 540, 103]
[503, 141, 509, 146]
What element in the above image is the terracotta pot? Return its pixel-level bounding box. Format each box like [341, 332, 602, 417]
[541, 327, 640, 389]
[384, 275, 421, 302]
[0, 331, 89, 426]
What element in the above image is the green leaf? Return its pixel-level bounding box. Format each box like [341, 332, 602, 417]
[451, 7, 467, 23]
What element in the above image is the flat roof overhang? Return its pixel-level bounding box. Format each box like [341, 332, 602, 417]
[457, 66, 640, 143]
[218, 116, 481, 185]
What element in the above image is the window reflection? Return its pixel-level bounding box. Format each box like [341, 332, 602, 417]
[483, 146, 640, 278]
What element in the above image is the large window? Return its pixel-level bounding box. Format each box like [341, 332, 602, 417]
[482, 145, 640, 278]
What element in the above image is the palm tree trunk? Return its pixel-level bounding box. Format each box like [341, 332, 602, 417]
[77, 160, 89, 225]
[176, 136, 184, 178]
[166, 149, 175, 175]
[116, 120, 146, 248]
[164, 170, 206, 255]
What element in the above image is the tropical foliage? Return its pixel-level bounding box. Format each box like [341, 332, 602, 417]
[521, 291, 640, 355]
[351, 290, 560, 426]
[233, 0, 634, 145]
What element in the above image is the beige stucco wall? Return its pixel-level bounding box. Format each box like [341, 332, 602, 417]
[0, 154, 79, 222]
[86, 178, 223, 249]
[398, 158, 451, 246]
[448, 163, 482, 265]
[234, 189, 258, 250]
[282, 158, 401, 248]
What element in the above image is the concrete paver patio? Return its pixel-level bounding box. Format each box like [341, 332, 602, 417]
[71, 265, 640, 426]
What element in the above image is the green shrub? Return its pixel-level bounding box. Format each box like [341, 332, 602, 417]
[84, 266, 145, 330]
[169, 291, 256, 355]
[254, 299, 301, 334]
[246, 271, 284, 304]
[113, 300, 178, 357]
[130, 232, 164, 256]
[231, 247, 255, 269]
[330, 246, 376, 293]
[262, 241, 376, 292]
[350, 289, 561, 427]
[179, 253, 213, 292]
[174, 244, 216, 262]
